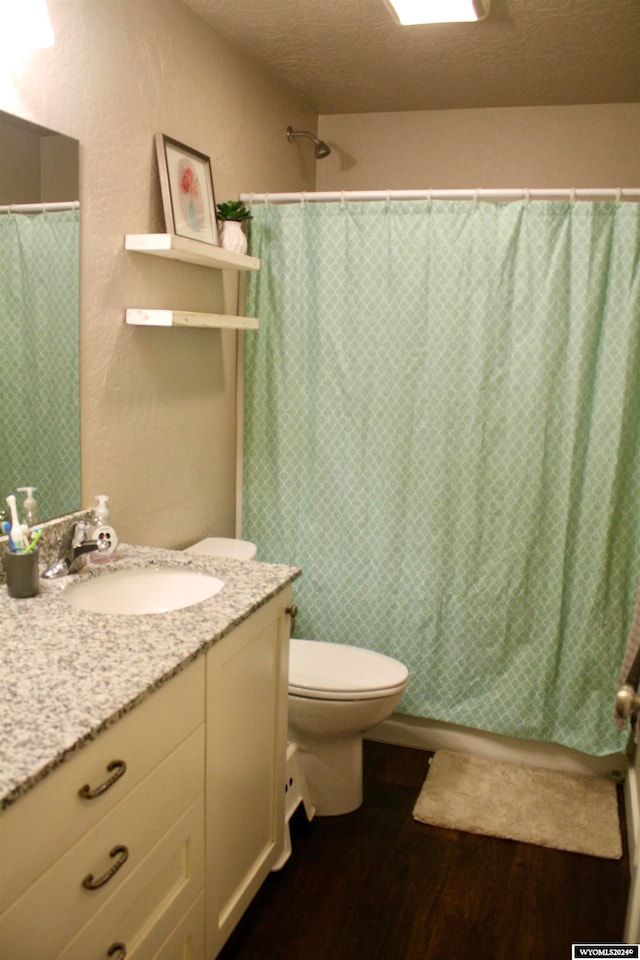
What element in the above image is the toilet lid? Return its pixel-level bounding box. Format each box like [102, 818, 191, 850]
[289, 639, 409, 701]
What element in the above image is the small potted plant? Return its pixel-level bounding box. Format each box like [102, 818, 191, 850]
[216, 200, 252, 254]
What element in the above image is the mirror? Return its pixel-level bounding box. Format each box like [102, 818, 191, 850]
[0, 110, 81, 523]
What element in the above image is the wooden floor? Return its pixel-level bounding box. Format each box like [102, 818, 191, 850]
[218, 741, 630, 960]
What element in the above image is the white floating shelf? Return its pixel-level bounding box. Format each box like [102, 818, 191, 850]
[126, 309, 259, 330]
[125, 233, 260, 272]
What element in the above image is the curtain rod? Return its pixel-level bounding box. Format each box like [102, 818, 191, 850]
[0, 200, 79, 215]
[240, 188, 640, 204]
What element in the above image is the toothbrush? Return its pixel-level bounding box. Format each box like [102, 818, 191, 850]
[6, 495, 26, 552]
[1, 520, 15, 552]
[23, 528, 42, 554]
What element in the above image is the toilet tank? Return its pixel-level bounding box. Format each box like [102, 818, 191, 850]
[185, 537, 257, 561]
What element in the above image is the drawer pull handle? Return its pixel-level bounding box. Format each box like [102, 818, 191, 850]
[286, 604, 298, 636]
[82, 845, 129, 890]
[107, 944, 127, 959]
[79, 760, 127, 799]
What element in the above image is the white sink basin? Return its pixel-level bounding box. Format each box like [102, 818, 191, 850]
[63, 566, 224, 615]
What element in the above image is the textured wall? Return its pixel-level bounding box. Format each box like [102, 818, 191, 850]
[0, 120, 42, 203]
[317, 104, 640, 190]
[0, 0, 315, 547]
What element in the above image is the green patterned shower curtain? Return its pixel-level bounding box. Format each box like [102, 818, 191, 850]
[0, 210, 80, 519]
[243, 200, 640, 756]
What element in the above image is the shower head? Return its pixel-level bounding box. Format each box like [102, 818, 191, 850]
[286, 126, 332, 160]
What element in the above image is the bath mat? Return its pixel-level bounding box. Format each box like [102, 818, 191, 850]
[413, 750, 622, 859]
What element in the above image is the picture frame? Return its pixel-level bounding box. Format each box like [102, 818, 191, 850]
[154, 133, 219, 245]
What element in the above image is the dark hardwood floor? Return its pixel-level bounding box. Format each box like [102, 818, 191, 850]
[218, 741, 630, 960]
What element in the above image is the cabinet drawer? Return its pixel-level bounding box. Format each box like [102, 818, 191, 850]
[54, 800, 204, 960]
[0, 726, 204, 960]
[150, 891, 205, 960]
[0, 657, 205, 912]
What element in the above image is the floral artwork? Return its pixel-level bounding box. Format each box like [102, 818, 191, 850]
[155, 134, 218, 245]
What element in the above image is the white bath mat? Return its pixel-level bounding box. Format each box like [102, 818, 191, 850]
[413, 750, 622, 859]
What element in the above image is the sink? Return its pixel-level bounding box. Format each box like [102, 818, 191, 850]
[62, 566, 224, 615]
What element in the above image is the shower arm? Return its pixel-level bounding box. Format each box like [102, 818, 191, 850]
[286, 126, 331, 159]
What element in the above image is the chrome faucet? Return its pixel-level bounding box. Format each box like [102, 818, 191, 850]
[42, 521, 109, 578]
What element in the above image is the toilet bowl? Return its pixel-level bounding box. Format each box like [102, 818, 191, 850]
[288, 639, 408, 816]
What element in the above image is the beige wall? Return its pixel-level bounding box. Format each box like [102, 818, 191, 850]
[40, 134, 79, 201]
[317, 104, 640, 190]
[0, 120, 42, 203]
[0, 120, 77, 202]
[0, 0, 315, 547]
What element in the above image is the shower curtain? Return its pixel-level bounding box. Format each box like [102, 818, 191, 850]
[243, 200, 640, 756]
[0, 210, 80, 519]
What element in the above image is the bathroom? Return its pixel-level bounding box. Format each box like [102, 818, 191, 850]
[1, 0, 639, 956]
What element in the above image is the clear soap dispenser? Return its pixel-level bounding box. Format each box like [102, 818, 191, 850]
[93, 495, 110, 526]
[17, 487, 38, 527]
[89, 494, 119, 563]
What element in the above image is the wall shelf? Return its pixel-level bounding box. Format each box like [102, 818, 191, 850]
[126, 309, 259, 330]
[125, 232, 260, 331]
[125, 233, 260, 272]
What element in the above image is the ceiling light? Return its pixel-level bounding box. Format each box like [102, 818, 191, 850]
[0, 0, 55, 53]
[384, 0, 490, 25]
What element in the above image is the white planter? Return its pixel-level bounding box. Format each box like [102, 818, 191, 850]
[221, 220, 248, 255]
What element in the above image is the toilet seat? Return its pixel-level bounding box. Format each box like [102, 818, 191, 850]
[289, 639, 408, 701]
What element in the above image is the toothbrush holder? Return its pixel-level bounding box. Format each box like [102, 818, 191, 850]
[3, 548, 40, 599]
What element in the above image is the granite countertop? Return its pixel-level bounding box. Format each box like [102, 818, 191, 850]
[0, 544, 300, 810]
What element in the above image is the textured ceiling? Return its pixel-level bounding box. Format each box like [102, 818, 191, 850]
[182, 0, 640, 114]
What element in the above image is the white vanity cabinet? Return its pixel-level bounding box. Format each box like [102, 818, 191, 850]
[0, 582, 293, 960]
[0, 659, 206, 960]
[205, 587, 292, 957]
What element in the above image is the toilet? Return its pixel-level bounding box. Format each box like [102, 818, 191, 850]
[184, 538, 408, 818]
[185, 537, 257, 561]
[288, 639, 408, 816]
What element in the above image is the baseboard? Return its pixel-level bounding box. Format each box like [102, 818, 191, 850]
[366, 713, 627, 779]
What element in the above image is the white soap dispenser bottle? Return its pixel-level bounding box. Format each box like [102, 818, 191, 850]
[89, 494, 119, 563]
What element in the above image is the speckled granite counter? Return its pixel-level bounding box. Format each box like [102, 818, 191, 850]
[0, 544, 300, 810]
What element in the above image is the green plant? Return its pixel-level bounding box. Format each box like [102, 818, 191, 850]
[216, 200, 253, 222]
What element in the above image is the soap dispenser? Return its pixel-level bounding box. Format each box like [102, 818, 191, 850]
[17, 487, 38, 527]
[89, 494, 119, 563]
[93, 495, 110, 526]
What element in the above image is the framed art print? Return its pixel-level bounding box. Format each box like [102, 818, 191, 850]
[155, 133, 219, 245]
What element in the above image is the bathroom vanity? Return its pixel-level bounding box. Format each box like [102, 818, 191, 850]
[0, 545, 300, 959]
